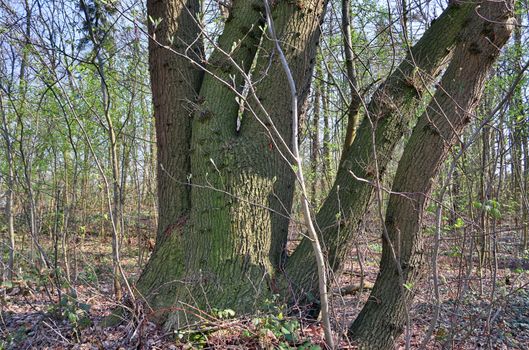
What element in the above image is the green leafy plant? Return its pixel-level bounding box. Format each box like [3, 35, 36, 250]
[474, 199, 502, 219]
[448, 245, 462, 257]
[48, 292, 92, 339]
[211, 308, 236, 319]
[248, 295, 321, 349]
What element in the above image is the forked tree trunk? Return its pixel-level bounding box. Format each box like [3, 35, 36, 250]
[285, 1, 477, 300]
[139, 1, 514, 344]
[138, 0, 328, 328]
[349, 1, 514, 347]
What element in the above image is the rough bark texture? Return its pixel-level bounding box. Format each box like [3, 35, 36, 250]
[349, 1, 514, 348]
[237, 0, 328, 270]
[285, 1, 477, 301]
[138, 0, 329, 329]
[148, 0, 203, 244]
[140, 1, 513, 344]
[139, 0, 265, 324]
[340, 0, 361, 156]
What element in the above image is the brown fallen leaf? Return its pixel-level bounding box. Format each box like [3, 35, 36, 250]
[334, 281, 374, 295]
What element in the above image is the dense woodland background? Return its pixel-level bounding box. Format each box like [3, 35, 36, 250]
[0, 0, 528, 349]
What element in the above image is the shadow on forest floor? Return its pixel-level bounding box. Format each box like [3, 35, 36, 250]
[1, 232, 529, 349]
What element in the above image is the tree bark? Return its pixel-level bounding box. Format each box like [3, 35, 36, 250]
[0, 92, 15, 281]
[286, 1, 477, 301]
[340, 0, 361, 157]
[311, 73, 321, 204]
[140, 2, 513, 344]
[138, 0, 330, 328]
[147, 0, 203, 245]
[349, 1, 514, 347]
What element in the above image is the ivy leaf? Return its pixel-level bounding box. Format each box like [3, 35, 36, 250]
[79, 303, 91, 312]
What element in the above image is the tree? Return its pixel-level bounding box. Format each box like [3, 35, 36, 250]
[0, 74, 16, 281]
[138, 0, 514, 347]
[139, 0, 327, 324]
[79, 0, 125, 300]
[349, 1, 514, 346]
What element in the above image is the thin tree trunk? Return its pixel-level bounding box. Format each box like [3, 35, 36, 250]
[311, 72, 321, 204]
[0, 94, 15, 281]
[340, 0, 361, 159]
[16, 0, 48, 269]
[79, 0, 125, 300]
[479, 125, 490, 269]
[62, 150, 71, 283]
[518, 55, 528, 248]
[321, 59, 331, 192]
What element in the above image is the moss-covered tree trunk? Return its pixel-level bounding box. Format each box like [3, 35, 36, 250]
[285, 1, 477, 299]
[349, 1, 514, 348]
[139, 2, 513, 347]
[138, 0, 328, 329]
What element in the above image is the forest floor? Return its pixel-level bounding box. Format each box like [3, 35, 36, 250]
[1, 226, 529, 349]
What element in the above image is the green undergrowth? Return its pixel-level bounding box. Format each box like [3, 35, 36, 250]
[170, 295, 323, 349]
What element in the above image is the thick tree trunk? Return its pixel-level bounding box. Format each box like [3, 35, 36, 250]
[138, 0, 329, 328]
[236, 0, 328, 270]
[285, 1, 476, 300]
[147, 0, 203, 244]
[349, 1, 514, 348]
[140, 2, 513, 345]
[135, 0, 204, 322]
